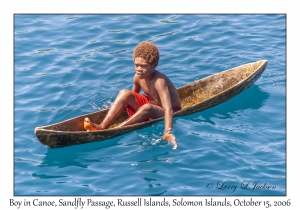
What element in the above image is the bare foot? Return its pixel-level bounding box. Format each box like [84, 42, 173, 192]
[163, 133, 178, 150]
[84, 117, 101, 131]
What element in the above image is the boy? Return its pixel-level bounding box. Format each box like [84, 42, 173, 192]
[84, 41, 181, 149]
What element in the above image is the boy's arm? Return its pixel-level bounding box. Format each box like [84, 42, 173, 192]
[155, 78, 173, 135]
[132, 74, 141, 93]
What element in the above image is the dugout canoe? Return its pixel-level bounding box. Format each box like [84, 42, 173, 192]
[35, 60, 268, 148]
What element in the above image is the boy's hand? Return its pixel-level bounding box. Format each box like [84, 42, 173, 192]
[163, 133, 178, 150]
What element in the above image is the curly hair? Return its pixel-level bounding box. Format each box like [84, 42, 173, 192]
[133, 41, 160, 66]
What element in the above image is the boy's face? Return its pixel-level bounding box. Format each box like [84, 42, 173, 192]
[134, 57, 156, 79]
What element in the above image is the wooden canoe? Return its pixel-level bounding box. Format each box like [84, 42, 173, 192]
[35, 60, 268, 148]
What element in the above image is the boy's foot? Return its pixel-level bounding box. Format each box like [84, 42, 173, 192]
[84, 117, 101, 131]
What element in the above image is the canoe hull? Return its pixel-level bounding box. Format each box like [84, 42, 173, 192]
[35, 60, 268, 148]
[176, 60, 266, 116]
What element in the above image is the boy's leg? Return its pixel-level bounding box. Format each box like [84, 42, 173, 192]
[118, 103, 164, 127]
[118, 104, 178, 149]
[84, 89, 141, 131]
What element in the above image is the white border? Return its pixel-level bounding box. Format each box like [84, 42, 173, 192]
[2, 0, 299, 209]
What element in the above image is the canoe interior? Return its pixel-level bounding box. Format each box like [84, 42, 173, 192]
[37, 60, 267, 133]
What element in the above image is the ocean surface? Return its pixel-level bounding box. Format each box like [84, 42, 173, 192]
[14, 14, 286, 196]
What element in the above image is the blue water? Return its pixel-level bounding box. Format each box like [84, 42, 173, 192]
[14, 14, 286, 196]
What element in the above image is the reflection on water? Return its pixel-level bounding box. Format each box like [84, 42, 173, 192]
[39, 140, 120, 168]
[194, 84, 270, 122]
